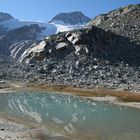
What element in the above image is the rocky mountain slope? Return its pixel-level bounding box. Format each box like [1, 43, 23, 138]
[0, 4, 140, 92]
[87, 4, 140, 42]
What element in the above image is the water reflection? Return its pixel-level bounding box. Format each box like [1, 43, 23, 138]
[0, 91, 140, 140]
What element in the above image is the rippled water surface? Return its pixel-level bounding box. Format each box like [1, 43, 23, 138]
[0, 91, 140, 140]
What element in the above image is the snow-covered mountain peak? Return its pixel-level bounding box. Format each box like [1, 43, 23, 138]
[50, 11, 91, 25]
[0, 18, 84, 40]
[0, 12, 14, 22]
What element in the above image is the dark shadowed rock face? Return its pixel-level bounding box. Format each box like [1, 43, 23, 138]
[0, 12, 14, 22]
[0, 24, 41, 56]
[10, 40, 36, 58]
[50, 11, 91, 25]
[0, 25, 7, 35]
[0, 12, 14, 35]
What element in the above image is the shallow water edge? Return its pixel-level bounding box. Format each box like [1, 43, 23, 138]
[0, 91, 140, 140]
[1, 81, 140, 110]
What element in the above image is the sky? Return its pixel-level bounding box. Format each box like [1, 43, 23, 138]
[0, 0, 139, 22]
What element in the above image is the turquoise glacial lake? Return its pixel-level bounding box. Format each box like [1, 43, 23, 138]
[0, 91, 140, 140]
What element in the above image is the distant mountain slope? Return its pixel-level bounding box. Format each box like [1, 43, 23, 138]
[50, 11, 91, 25]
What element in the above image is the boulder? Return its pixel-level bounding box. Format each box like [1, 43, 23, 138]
[55, 42, 68, 50]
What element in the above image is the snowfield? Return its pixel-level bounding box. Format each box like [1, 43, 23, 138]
[0, 19, 84, 40]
